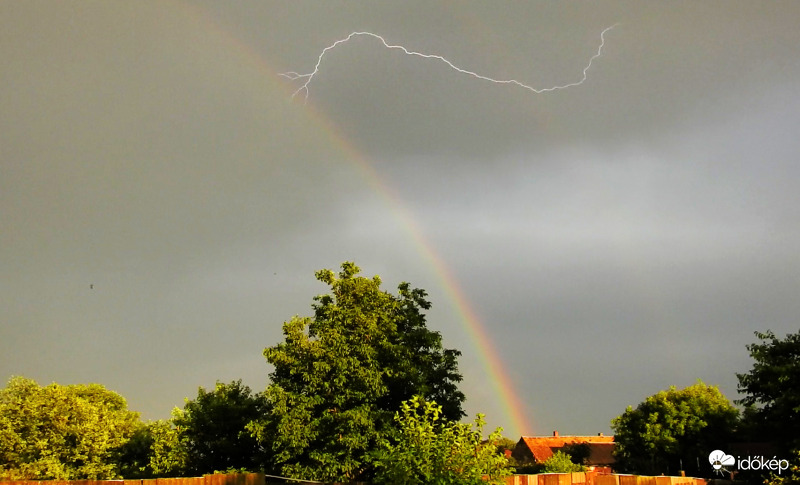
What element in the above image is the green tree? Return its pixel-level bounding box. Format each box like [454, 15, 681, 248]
[0, 376, 140, 480]
[372, 396, 512, 485]
[611, 381, 739, 477]
[560, 443, 591, 467]
[249, 262, 465, 482]
[173, 380, 269, 474]
[541, 451, 586, 473]
[116, 419, 188, 478]
[147, 418, 189, 477]
[494, 436, 518, 457]
[763, 449, 800, 485]
[736, 329, 800, 451]
[117, 421, 157, 478]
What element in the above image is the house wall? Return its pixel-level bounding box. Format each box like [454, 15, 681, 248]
[512, 437, 536, 463]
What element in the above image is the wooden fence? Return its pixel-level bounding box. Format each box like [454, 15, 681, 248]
[0, 471, 707, 485]
[507, 473, 707, 485]
[1, 473, 281, 485]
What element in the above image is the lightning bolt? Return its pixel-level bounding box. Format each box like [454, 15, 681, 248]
[280, 25, 618, 102]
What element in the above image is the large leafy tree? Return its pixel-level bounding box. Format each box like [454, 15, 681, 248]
[116, 421, 157, 478]
[119, 381, 266, 478]
[173, 380, 269, 474]
[117, 419, 188, 478]
[372, 397, 512, 485]
[611, 381, 739, 477]
[0, 376, 140, 480]
[250, 262, 465, 481]
[736, 329, 800, 451]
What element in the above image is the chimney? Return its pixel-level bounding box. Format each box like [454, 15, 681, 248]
[598, 432, 604, 436]
[553, 430, 559, 437]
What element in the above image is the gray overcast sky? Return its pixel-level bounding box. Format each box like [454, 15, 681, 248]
[2, 1, 800, 437]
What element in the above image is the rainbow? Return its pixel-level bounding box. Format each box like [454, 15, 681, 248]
[173, 1, 532, 437]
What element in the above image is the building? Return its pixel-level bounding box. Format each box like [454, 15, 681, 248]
[512, 431, 616, 470]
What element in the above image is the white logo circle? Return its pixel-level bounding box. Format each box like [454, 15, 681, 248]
[708, 450, 735, 470]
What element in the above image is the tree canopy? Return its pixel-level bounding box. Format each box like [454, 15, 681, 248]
[541, 451, 586, 474]
[372, 396, 512, 485]
[0, 376, 139, 480]
[118, 381, 268, 478]
[117, 419, 188, 479]
[249, 262, 465, 482]
[737, 329, 800, 451]
[173, 380, 268, 475]
[611, 381, 739, 477]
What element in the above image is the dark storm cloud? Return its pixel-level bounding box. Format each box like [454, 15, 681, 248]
[379, 85, 800, 431]
[274, 2, 800, 161]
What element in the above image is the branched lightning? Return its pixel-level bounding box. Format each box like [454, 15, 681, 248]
[280, 25, 618, 102]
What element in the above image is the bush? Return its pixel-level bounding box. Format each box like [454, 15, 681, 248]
[541, 451, 586, 473]
[372, 396, 513, 485]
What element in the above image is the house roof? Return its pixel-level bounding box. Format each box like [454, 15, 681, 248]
[515, 435, 616, 465]
[585, 442, 616, 466]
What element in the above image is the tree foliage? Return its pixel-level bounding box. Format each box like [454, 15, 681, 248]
[611, 381, 739, 476]
[117, 419, 188, 478]
[250, 262, 465, 482]
[763, 449, 800, 485]
[0, 376, 139, 480]
[372, 397, 512, 485]
[173, 380, 268, 474]
[560, 443, 591, 467]
[147, 418, 189, 477]
[541, 451, 586, 473]
[736, 329, 800, 450]
[116, 421, 157, 478]
[493, 436, 518, 457]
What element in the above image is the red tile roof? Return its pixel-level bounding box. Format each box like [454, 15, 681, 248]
[586, 442, 615, 466]
[514, 435, 616, 466]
